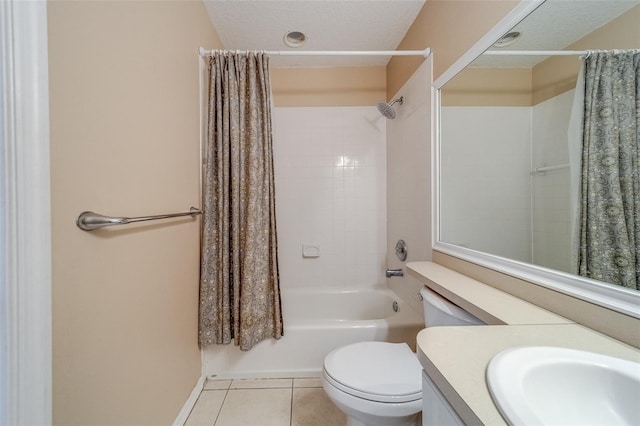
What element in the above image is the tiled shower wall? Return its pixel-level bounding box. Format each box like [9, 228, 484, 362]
[441, 106, 533, 263]
[272, 107, 387, 290]
[531, 90, 573, 273]
[441, 90, 574, 273]
[385, 59, 432, 315]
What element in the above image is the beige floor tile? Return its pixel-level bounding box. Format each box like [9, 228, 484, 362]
[215, 388, 292, 426]
[291, 388, 347, 426]
[293, 378, 322, 388]
[185, 390, 227, 426]
[230, 378, 293, 389]
[205, 379, 232, 390]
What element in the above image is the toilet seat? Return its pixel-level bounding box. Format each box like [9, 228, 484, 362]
[323, 341, 422, 403]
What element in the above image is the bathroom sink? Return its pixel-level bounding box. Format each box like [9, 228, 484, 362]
[486, 346, 640, 426]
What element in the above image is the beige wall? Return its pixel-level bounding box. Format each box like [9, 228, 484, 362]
[386, 0, 519, 99]
[441, 67, 532, 106]
[271, 67, 385, 107]
[532, 5, 640, 104]
[48, 1, 222, 424]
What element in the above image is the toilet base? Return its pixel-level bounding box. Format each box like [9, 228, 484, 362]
[322, 369, 422, 426]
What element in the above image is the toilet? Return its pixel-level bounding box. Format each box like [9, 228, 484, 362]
[321, 286, 484, 426]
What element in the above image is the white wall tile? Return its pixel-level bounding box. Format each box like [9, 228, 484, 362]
[273, 107, 386, 289]
[531, 90, 574, 273]
[439, 90, 575, 274]
[441, 106, 532, 263]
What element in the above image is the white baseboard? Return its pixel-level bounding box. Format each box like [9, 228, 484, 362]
[173, 375, 206, 426]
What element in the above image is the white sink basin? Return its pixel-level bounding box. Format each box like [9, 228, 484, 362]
[486, 346, 640, 426]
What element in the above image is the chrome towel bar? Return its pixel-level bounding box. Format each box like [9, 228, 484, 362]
[534, 163, 570, 174]
[76, 207, 202, 231]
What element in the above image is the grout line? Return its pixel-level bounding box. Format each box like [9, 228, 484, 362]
[203, 378, 324, 426]
[289, 384, 294, 426]
[212, 389, 228, 426]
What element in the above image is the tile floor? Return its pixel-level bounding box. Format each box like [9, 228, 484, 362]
[184, 378, 347, 426]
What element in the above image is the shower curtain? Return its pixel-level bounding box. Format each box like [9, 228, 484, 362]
[199, 51, 283, 351]
[571, 50, 640, 290]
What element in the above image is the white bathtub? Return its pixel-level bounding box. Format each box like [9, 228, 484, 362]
[202, 287, 424, 379]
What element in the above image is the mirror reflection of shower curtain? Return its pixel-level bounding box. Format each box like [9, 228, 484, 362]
[570, 50, 640, 290]
[199, 51, 283, 351]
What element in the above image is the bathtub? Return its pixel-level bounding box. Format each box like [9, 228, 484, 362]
[202, 287, 424, 379]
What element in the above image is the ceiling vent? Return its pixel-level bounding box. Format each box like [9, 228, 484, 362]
[494, 31, 521, 48]
[283, 31, 307, 48]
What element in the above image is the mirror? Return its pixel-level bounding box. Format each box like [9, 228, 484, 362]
[436, 0, 640, 316]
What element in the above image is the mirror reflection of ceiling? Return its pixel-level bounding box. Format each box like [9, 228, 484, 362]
[472, 0, 640, 68]
[442, 1, 640, 107]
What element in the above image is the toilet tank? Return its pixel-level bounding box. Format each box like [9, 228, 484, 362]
[420, 286, 484, 327]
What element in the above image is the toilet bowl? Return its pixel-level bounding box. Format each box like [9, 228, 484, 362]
[323, 341, 422, 426]
[321, 286, 483, 426]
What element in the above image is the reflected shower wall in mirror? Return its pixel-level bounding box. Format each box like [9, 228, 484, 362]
[439, 1, 639, 288]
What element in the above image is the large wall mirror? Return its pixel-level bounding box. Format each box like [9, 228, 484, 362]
[434, 0, 640, 317]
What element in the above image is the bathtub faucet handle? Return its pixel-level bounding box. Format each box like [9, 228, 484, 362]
[385, 268, 404, 278]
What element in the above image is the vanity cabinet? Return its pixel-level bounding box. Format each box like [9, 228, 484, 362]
[422, 370, 464, 426]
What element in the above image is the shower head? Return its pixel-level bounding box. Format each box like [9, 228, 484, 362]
[376, 96, 404, 119]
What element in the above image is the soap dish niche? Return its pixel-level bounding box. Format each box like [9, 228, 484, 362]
[302, 244, 320, 258]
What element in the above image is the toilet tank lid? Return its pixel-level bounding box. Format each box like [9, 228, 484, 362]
[323, 341, 422, 399]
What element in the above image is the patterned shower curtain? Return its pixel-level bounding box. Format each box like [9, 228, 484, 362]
[199, 51, 283, 350]
[577, 50, 640, 289]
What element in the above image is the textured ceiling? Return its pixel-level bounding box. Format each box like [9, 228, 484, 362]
[204, 0, 639, 69]
[203, 0, 426, 68]
[473, 0, 640, 68]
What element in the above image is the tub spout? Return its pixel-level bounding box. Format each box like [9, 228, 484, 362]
[385, 268, 404, 278]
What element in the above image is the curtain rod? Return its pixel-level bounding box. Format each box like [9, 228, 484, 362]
[199, 47, 431, 58]
[483, 50, 588, 56]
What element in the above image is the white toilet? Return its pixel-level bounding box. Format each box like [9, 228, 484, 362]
[321, 286, 484, 426]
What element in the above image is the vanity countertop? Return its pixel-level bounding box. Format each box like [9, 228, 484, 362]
[409, 261, 640, 425]
[407, 261, 572, 326]
[417, 324, 640, 425]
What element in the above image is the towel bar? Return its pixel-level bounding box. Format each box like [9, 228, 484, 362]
[76, 207, 202, 231]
